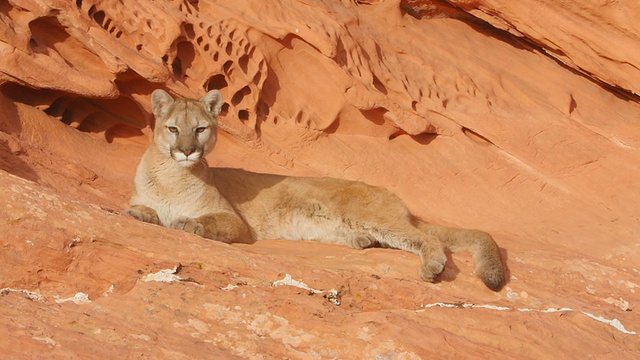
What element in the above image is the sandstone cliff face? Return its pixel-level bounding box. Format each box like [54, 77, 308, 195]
[1, 0, 639, 358]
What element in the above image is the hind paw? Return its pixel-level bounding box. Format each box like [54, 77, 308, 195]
[418, 252, 447, 282]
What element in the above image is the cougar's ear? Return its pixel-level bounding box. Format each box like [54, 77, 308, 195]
[200, 90, 224, 117]
[151, 89, 175, 117]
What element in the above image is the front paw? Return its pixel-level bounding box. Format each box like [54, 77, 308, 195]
[125, 207, 159, 224]
[171, 217, 205, 236]
[346, 235, 376, 249]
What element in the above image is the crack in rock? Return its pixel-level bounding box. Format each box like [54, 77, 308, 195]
[418, 302, 636, 335]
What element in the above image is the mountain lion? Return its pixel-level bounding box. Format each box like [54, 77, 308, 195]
[126, 89, 505, 290]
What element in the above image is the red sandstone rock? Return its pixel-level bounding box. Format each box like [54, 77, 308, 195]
[1, 0, 639, 358]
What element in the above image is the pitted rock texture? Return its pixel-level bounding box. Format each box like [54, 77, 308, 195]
[1, 0, 640, 358]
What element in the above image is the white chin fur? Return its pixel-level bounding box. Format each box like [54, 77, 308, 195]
[177, 159, 197, 167]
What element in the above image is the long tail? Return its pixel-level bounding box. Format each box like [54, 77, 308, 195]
[412, 218, 505, 291]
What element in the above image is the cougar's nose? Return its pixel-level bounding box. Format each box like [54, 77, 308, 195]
[180, 146, 196, 156]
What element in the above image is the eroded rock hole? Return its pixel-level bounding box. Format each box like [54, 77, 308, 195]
[1, 83, 62, 114]
[172, 58, 182, 77]
[239, 54, 249, 73]
[231, 86, 251, 106]
[183, 23, 195, 38]
[4, 83, 148, 143]
[93, 10, 106, 26]
[220, 102, 230, 117]
[222, 60, 233, 76]
[205, 74, 228, 91]
[238, 109, 249, 121]
[569, 94, 577, 114]
[84, 97, 147, 142]
[252, 72, 262, 85]
[372, 74, 388, 94]
[46, 97, 76, 121]
[0, 1, 11, 16]
[181, 2, 193, 15]
[187, 0, 200, 9]
[172, 41, 196, 78]
[257, 98, 270, 118]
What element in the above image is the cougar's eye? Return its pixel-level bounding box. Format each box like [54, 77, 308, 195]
[195, 127, 207, 134]
[167, 126, 178, 133]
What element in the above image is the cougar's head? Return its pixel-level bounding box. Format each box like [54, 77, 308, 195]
[150, 89, 224, 167]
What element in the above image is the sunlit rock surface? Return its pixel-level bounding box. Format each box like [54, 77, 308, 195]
[1, 0, 639, 357]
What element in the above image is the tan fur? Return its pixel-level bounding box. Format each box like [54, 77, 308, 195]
[126, 90, 505, 290]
